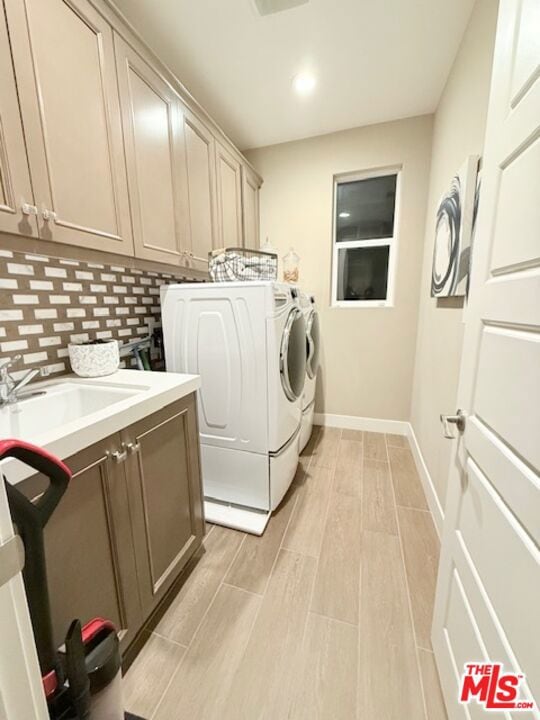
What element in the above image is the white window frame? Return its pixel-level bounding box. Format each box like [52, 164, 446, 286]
[331, 166, 402, 308]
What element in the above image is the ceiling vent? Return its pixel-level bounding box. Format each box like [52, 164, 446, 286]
[253, 0, 309, 16]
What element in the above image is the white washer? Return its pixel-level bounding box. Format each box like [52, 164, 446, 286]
[161, 281, 306, 534]
[299, 291, 320, 452]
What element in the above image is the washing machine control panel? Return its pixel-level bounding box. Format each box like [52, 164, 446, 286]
[273, 284, 301, 308]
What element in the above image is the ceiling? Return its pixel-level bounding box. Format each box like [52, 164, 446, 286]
[112, 0, 475, 150]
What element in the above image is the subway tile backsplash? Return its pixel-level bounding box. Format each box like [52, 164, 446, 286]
[0, 248, 197, 376]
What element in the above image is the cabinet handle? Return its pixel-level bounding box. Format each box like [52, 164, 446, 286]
[126, 441, 140, 454]
[21, 202, 38, 216]
[41, 208, 57, 222]
[107, 445, 128, 463]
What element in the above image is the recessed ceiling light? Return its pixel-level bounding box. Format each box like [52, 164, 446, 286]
[339, 212, 351, 218]
[292, 72, 316, 96]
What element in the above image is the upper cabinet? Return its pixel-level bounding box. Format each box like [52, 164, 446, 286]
[1, 0, 261, 268]
[242, 166, 261, 249]
[4, 0, 134, 255]
[215, 141, 243, 248]
[0, 7, 38, 237]
[114, 34, 190, 266]
[181, 106, 218, 270]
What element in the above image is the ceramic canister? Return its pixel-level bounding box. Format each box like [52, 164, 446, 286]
[68, 340, 120, 378]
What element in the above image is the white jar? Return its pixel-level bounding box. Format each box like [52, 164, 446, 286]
[68, 340, 120, 378]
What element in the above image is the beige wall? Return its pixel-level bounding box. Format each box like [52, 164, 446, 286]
[246, 115, 433, 421]
[410, 0, 498, 511]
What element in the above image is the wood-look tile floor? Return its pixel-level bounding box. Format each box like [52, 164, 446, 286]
[123, 428, 448, 720]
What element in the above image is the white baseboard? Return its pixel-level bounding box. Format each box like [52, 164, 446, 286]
[313, 412, 409, 435]
[313, 412, 444, 537]
[406, 424, 444, 538]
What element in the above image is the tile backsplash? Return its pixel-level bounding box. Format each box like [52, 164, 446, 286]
[0, 248, 196, 376]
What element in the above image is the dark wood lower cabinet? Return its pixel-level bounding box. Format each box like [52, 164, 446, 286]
[18, 392, 204, 653]
[20, 434, 142, 650]
[122, 394, 205, 616]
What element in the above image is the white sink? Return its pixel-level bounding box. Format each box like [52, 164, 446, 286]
[0, 381, 141, 442]
[0, 370, 201, 487]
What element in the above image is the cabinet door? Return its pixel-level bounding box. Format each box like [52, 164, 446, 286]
[123, 394, 204, 615]
[19, 435, 142, 651]
[115, 34, 190, 266]
[215, 141, 243, 247]
[241, 165, 261, 249]
[4, 0, 133, 254]
[183, 108, 217, 270]
[0, 7, 37, 237]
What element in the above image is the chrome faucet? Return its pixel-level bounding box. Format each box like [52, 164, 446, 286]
[0, 355, 49, 406]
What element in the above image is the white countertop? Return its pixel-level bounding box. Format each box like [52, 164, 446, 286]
[0, 369, 200, 486]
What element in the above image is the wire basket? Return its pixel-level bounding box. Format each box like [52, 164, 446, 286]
[209, 247, 278, 282]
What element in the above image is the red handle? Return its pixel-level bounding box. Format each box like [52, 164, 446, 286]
[81, 617, 117, 644]
[0, 439, 71, 478]
[1, 439, 71, 528]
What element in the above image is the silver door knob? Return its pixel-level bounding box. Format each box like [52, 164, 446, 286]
[440, 409, 466, 439]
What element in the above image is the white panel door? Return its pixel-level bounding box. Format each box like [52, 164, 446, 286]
[432, 2, 540, 718]
[0, 481, 48, 720]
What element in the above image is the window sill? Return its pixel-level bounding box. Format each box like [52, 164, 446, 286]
[331, 300, 394, 309]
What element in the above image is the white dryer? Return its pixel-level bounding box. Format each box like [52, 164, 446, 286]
[299, 291, 320, 452]
[161, 281, 306, 534]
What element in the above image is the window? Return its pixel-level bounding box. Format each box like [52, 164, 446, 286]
[331, 169, 400, 307]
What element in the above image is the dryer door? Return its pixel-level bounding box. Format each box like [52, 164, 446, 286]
[280, 307, 306, 401]
[306, 309, 320, 380]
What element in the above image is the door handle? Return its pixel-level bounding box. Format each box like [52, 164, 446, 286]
[125, 441, 140, 454]
[440, 409, 466, 439]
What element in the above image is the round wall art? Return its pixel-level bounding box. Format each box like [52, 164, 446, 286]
[431, 155, 479, 298]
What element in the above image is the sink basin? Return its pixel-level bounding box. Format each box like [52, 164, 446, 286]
[0, 381, 141, 442]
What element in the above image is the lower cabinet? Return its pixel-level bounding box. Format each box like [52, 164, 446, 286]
[122, 396, 204, 616]
[19, 393, 204, 653]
